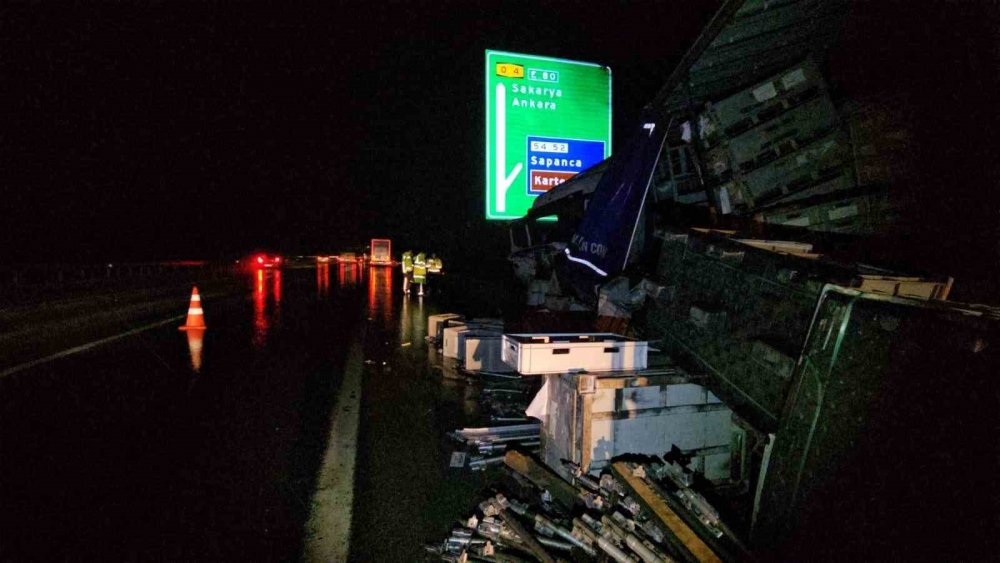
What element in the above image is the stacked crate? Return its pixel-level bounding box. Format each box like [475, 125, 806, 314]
[683, 59, 900, 234]
[752, 287, 999, 547]
[643, 229, 951, 429]
[755, 189, 898, 234]
[501, 333, 649, 375]
[701, 59, 849, 209]
[647, 231, 826, 428]
[540, 369, 739, 484]
[844, 98, 917, 189]
[502, 332, 742, 484]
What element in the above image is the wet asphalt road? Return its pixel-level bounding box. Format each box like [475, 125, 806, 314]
[1, 265, 510, 561]
[349, 270, 498, 561]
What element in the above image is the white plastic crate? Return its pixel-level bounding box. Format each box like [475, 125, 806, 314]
[442, 326, 501, 360]
[502, 333, 648, 375]
[442, 326, 464, 359]
[538, 370, 737, 482]
[464, 334, 512, 373]
[427, 313, 463, 342]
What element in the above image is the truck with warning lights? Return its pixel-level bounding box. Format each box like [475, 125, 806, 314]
[370, 238, 392, 266]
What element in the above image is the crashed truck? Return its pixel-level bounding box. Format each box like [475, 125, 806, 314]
[507, 0, 999, 559]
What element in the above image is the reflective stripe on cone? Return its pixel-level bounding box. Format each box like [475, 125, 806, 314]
[179, 286, 207, 330]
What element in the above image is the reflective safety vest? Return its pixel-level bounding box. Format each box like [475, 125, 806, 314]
[413, 253, 427, 283]
[401, 251, 413, 274]
[428, 257, 442, 273]
[413, 264, 427, 284]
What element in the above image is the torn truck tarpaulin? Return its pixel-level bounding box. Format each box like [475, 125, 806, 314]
[561, 112, 670, 303]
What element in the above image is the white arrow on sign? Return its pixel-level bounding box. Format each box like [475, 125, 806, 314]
[495, 84, 522, 214]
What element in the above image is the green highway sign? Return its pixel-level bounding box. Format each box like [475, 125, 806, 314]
[485, 50, 612, 220]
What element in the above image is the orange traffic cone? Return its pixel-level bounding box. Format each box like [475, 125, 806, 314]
[179, 286, 207, 331]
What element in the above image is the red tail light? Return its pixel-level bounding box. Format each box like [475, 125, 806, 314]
[257, 256, 264, 264]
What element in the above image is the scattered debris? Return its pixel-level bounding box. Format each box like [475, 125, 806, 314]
[427, 450, 749, 562]
[450, 452, 468, 469]
[427, 314, 737, 560]
[448, 423, 541, 463]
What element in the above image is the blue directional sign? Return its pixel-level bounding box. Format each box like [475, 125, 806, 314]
[525, 136, 606, 195]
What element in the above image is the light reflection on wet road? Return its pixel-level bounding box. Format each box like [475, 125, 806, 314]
[366, 265, 394, 328]
[252, 268, 283, 348]
[348, 267, 503, 562]
[316, 262, 330, 298]
[1, 267, 363, 561]
[0, 264, 516, 561]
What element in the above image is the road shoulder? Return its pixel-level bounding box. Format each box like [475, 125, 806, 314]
[301, 337, 363, 561]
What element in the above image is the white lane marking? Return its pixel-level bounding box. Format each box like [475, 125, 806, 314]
[303, 338, 363, 562]
[0, 314, 186, 379]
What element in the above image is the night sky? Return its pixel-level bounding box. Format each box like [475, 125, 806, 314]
[3, 1, 717, 263]
[3, 1, 998, 290]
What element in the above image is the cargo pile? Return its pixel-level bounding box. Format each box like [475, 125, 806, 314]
[650, 59, 907, 235]
[646, 228, 954, 427]
[426, 450, 747, 562]
[425, 309, 754, 560]
[426, 251, 998, 558]
[447, 424, 541, 471]
[479, 386, 536, 423]
[429, 313, 512, 375]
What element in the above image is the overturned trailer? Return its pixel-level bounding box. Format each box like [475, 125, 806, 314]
[499, 0, 1000, 560]
[510, 0, 934, 307]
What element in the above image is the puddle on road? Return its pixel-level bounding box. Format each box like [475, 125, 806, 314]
[336, 261, 362, 289]
[182, 264, 454, 378]
[316, 263, 330, 297]
[399, 292, 428, 344]
[366, 266, 393, 329]
[252, 268, 282, 348]
[185, 329, 204, 373]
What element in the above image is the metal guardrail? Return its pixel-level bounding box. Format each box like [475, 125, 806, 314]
[0, 261, 234, 288]
[0, 261, 242, 307]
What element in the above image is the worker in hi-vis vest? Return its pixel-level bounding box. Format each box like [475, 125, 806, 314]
[401, 251, 413, 295]
[428, 254, 442, 274]
[413, 252, 427, 296]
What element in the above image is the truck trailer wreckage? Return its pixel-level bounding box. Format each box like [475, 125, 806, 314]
[422, 1, 998, 561]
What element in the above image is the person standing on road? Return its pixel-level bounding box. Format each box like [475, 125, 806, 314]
[428, 254, 442, 274]
[413, 252, 427, 296]
[401, 250, 414, 295]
